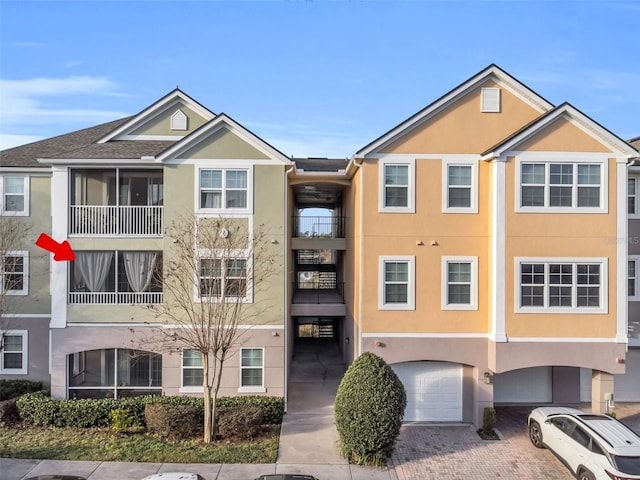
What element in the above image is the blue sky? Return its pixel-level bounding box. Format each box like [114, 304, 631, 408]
[1, 0, 639, 157]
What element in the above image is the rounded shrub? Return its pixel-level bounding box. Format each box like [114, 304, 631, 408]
[334, 352, 406, 466]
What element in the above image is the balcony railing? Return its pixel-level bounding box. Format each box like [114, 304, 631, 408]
[292, 281, 344, 304]
[69, 292, 163, 305]
[293, 216, 345, 238]
[69, 205, 163, 236]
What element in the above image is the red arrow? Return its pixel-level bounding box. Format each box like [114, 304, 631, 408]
[36, 233, 75, 261]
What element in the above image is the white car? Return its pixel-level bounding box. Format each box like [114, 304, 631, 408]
[528, 407, 640, 480]
[141, 474, 205, 480]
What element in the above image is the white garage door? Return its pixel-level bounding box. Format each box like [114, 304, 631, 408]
[615, 349, 640, 401]
[494, 367, 552, 403]
[392, 361, 462, 422]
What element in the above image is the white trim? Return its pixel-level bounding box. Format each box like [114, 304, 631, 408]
[40, 158, 159, 165]
[117, 134, 186, 141]
[481, 87, 501, 113]
[195, 249, 253, 304]
[441, 256, 478, 310]
[195, 166, 254, 215]
[441, 158, 478, 213]
[50, 167, 68, 328]
[1, 314, 51, 318]
[1, 251, 29, 295]
[515, 153, 608, 214]
[171, 109, 188, 131]
[617, 159, 629, 342]
[378, 158, 415, 213]
[628, 175, 640, 219]
[378, 255, 415, 311]
[491, 159, 507, 342]
[506, 337, 621, 343]
[362, 332, 488, 338]
[374, 153, 483, 161]
[627, 257, 639, 300]
[0, 175, 29, 216]
[0, 167, 51, 174]
[160, 324, 283, 330]
[239, 347, 265, 392]
[0, 329, 28, 374]
[180, 348, 204, 390]
[514, 257, 609, 314]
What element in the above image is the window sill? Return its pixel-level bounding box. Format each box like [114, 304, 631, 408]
[516, 207, 607, 214]
[179, 387, 204, 394]
[379, 304, 415, 311]
[442, 304, 478, 311]
[516, 307, 607, 314]
[0, 369, 28, 375]
[238, 386, 266, 394]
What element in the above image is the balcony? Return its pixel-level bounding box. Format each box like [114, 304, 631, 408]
[292, 281, 345, 304]
[293, 215, 345, 238]
[69, 205, 163, 236]
[69, 291, 163, 305]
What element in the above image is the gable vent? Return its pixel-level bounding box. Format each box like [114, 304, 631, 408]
[171, 109, 188, 130]
[481, 88, 501, 113]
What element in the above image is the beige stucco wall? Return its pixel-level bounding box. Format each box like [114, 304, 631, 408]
[131, 103, 209, 137]
[180, 127, 269, 160]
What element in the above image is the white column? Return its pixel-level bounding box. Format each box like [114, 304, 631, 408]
[490, 158, 507, 342]
[617, 158, 629, 343]
[50, 166, 69, 329]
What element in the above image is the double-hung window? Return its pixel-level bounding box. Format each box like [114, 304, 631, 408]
[379, 256, 415, 310]
[0, 175, 29, 216]
[199, 169, 249, 212]
[516, 258, 607, 313]
[181, 349, 204, 389]
[442, 257, 478, 310]
[1, 251, 28, 295]
[629, 176, 640, 218]
[239, 348, 265, 392]
[0, 331, 28, 374]
[443, 160, 477, 213]
[379, 159, 415, 213]
[199, 257, 248, 300]
[517, 158, 606, 213]
[630, 256, 640, 301]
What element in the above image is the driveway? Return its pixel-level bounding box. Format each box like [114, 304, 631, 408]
[392, 405, 640, 480]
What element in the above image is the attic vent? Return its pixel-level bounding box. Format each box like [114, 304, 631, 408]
[481, 88, 501, 113]
[171, 109, 188, 130]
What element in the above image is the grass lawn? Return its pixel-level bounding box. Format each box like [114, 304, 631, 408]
[0, 424, 280, 464]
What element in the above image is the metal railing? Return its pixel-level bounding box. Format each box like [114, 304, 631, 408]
[293, 215, 345, 238]
[292, 281, 345, 304]
[69, 205, 163, 236]
[68, 291, 163, 305]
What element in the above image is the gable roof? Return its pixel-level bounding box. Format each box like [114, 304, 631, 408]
[97, 88, 216, 143]
[156, 113, 292, 164]
[480, 102, 639, 159]
[355, 64, 554, 158]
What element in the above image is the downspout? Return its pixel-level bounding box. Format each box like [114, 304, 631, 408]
[283, 162, 295, 413]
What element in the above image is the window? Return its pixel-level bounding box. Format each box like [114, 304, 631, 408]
[181, 349, 204, 389]
[0, 331, 28, 374]
[629, 176, 639, 217]
[630, 256, 640, 301]
[199, 257, 248, 299]
[0, 175, 29, 216]
[442, 257, 478, 310]
[516, 258, 607, 313]
[379, 159, 415, 213]
[1, 252, 28, 295]
[517, 160, 606, 213]
[379, 256, 415, 310]
[443, 160, 477, 213]
[199, 169, 248, 211]
[481, 88, 501, 113]
[240, 348, 265, 392]
[69, 251, 162, 304]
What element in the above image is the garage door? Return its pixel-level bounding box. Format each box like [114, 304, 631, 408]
[615, 349, 640, 401]
[494, 367, 552, 403]
[391, 361, 462, 422]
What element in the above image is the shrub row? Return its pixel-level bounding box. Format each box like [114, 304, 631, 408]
[0, 379, 43, 401]
[16, 392, 284, 428]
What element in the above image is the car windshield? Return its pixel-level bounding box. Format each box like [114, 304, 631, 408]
[614, 456, 640, 475]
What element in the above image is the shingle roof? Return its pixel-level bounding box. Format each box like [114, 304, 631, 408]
[630, 136, 640, 152]
[294, 158, 348, 172]
[0, 117, 176, 167]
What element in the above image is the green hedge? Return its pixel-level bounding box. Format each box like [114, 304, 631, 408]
[16, 392, 284, 428]
[0, 379, 43, 401]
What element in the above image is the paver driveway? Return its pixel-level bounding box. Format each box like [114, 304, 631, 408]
[392, 404, 640, 480]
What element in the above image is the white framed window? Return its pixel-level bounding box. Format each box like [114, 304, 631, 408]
[516, 156, 607, 213]
[0, 330, 28, 374]
[481, 88, 501, 113]
[629, 176, 640, 218]
[630, 256, 640, 302]
[198, 168, 250, 213]
[1, 251, 28, 295]
[181, 349, 204, 391]
[515, 257, 608, 314]
[442, 256, 478, 310]
[379, 159, 415, 213]
[239, 347, 265, 393]
[0, 175, 29, 216]
[379, 256, 415, 310]
[199, 256, 249, 301]
[442, 160, 478, 213]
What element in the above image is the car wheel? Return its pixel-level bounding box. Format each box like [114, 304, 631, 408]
[577, 469, 595, 480]
[529, 420, 544, 448]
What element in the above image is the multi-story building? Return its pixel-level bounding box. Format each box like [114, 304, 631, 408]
[1, 65, 638, 427]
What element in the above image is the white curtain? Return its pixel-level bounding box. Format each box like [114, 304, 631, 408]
[123, 251, 158, 292]
[75, 252, 113, 292]
[202, 191, 221, 208]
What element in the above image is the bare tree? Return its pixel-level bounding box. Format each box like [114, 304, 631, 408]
[0, 216, 31, 352]
[139, 215, 278, 443]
